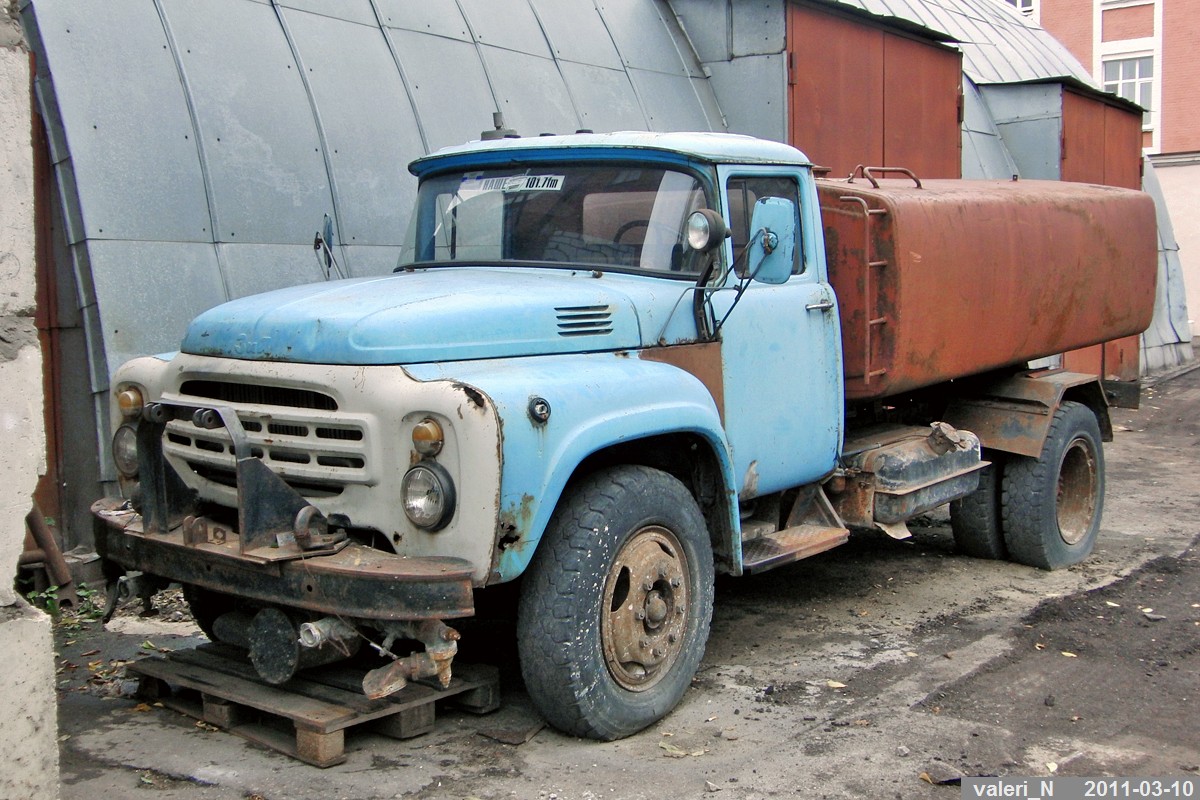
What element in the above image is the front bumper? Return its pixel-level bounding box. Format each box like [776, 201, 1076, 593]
[92, 497, 475, 622]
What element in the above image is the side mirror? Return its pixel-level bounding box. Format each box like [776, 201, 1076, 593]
[742, 197, 795, 285]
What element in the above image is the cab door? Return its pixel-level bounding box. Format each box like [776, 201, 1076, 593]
[711, 165, 843, 498]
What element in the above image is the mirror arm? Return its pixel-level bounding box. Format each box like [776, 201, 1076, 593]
[692, 254, 720, 340]
[708, 228, 764, 337]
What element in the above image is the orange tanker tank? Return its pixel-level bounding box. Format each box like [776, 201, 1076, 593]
[817, 172, 1158, 402]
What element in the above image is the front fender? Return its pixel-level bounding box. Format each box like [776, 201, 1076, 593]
[405, 352, 737, 581]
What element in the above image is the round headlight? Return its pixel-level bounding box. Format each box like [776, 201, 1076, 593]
[112, 424, 139, 477]
[686, 209, 728, 252]
[401, 462, 456, 531]
[411, 417, 444, 457]
[117, 386, 144, 419]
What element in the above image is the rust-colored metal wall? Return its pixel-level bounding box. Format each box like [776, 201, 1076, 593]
[1061, 89, 1142, 189]
[818, 178, 1158, 402]
[787, 3, 883, 172]
[1059, 89, 1146, 382]
[786, 1, 961, 179]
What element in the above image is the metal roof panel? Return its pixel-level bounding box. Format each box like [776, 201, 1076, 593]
[825, 0, 1097, 88]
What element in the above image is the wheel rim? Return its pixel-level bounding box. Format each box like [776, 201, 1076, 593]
[1056, 436, 1098, 545]
[601, 525, 690, 692]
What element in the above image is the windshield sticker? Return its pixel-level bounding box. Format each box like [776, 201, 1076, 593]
[460, 174, 565, 194]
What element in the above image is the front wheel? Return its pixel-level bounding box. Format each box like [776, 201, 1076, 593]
[182, 584, 241, 641]
[1001, 401, 1105, 570]
[517, 465, 714, 740]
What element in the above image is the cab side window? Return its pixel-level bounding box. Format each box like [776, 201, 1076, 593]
[726, 176, 804, 274]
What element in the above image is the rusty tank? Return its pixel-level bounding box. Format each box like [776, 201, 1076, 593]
[817, 170, 1158, 402]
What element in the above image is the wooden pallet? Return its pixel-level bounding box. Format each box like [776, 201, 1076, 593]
[128, 644, 500, 767]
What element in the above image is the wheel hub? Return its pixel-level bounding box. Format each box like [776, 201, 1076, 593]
[601, 526, 690, 691]
[1056, 436, 1098, 545]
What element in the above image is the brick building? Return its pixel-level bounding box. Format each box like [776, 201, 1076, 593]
[1008, 0, 1198, 335]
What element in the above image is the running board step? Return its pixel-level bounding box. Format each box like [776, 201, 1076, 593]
[741, 524, 850, 573]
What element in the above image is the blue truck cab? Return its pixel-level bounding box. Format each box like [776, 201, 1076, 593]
[94, 131, 1122, 739]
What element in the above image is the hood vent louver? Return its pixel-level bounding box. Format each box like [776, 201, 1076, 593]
[556, 305, 614, 337]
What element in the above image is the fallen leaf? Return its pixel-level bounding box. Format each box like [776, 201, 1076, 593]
[80, 649, 100, 657]
[1035, 643, 1046, 650]
[826, 680, 847, 689]
[1061, 651, 1078, 658]
[130, 703, 153, 713]
[659, 741, 687, 756]
[1047, 762, 1059, 773]
[658, 741, 705, 758]
[1105, 601, 1120, 608]
[905, 651, 918, 658]
[194, 721, 220, 732]
[920, 764, 965, 785]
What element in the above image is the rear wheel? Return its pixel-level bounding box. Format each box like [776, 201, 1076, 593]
[949, 452, 1007, 560]
[517, 465, 714, 740]
[1001, 401, 1104, 570]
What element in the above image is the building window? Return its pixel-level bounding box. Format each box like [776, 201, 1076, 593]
[1005, 0, 1035, 15]
[1103, 56, 1154, 127]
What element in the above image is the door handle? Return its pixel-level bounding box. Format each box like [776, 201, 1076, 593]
[805, 298, 834, 312]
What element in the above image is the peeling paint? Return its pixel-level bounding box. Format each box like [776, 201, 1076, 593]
[496, 494, 534, 552]
[454, 382, 487, 410]
[0, 316, 37, 362]
[741, 460, 759, 499]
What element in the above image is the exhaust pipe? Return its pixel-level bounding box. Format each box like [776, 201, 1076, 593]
[298, 616, 357, 650]
[212, 608, 361, 685]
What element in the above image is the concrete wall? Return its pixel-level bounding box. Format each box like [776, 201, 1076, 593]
[0, 2, 59, 798]
[1155, 159, 1199, 336]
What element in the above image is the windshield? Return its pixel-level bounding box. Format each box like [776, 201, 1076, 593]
[402, 164, 711, 276]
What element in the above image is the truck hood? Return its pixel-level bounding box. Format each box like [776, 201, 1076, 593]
[181, 268, 692, 365]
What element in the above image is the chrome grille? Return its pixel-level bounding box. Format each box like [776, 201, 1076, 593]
[166, 380, 368, 501]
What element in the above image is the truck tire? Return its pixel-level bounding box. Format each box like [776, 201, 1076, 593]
[1000, 401, 1104, 570]
[517, 465, 714, 740]
[949, 453, 1007, 560]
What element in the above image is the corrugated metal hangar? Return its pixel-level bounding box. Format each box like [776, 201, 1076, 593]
[18, 0, 1192, 548]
